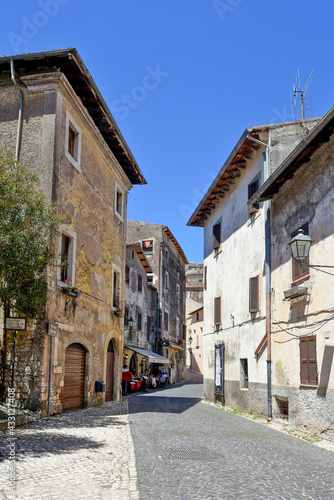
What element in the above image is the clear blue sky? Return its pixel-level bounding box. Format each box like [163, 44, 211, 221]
[2, 1, 334, 262]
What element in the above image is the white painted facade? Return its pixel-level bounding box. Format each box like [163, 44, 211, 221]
[189, 119, 320, 416]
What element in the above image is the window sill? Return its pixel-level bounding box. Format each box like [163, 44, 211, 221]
[300, 384, 318, 389]
[65, 151, 81, 173]
[291, 274, 310, 287]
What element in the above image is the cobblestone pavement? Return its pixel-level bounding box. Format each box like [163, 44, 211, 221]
[128, 382, 334, 500]
[0, 402, 139, 500]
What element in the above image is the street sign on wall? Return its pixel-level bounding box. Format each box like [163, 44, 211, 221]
[48, 321, 59, 337]
[5, 318, 26, 331]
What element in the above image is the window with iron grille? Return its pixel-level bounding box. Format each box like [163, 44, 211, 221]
[214, 296, 221, 326]
[212, 222, 221, 251]
[291, 223, 310, 282]
[249, 276, 259, 313]
[300, 336, 318, 385]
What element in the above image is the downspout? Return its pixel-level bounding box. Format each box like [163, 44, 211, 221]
[247, 134, 272, 419]
[10, 59, 24, 164]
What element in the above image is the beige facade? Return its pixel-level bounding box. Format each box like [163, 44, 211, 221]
[0, 49, 146, 414]
[186, 300, 204, 373]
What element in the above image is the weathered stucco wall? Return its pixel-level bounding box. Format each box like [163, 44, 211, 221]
[0, 70, 130, 413]
[270, 133, 334, 439]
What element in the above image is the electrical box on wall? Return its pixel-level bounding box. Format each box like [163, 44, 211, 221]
[95, 380, 105, 392]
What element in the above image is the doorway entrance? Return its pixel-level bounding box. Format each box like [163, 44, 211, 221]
[105, 339, 114, 402]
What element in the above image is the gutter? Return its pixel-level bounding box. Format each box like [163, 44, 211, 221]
[10, 59, 24, 163]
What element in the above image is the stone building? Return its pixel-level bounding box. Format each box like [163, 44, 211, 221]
[123, 243, 168, 376]
[249, 106, 334, 439]
[187, 118, 320, 415]
[0, 49, 146, 414]
[127, 220, 188, 382]
[185, 262, 204, 303]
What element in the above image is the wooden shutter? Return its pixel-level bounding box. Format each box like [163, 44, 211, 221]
[214, 296, 221, 326]
[212, 222, 221, 250]
[249, 276, 259, 313]
[300, 336, 318, 385]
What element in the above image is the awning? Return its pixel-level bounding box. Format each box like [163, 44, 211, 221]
[169, 342, 183, 351]
[124, 345, 169, 364]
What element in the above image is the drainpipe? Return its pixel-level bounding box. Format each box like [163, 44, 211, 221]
[10, 59, 24, 164]
[247, 134, 272, 419]
[156, 241, 163, 354]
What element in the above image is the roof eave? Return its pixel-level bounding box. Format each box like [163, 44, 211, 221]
[248, 105, 334, 206]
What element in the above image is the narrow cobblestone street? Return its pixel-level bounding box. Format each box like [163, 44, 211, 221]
[128, 381, 334, 500]
[0, 382, 334, 499]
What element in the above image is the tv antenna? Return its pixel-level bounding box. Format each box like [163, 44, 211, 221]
[291, 69, 314, 120]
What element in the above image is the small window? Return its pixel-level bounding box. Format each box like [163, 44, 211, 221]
[196, 312, 199, 322]
[138, 274, 142, 293]
[291, 224, 310, 282]
[248, 174, 260, 215]
[165, 248, 169, 260]
[147, 274, 153, 284]
[115, 183, 124, 220]
[164, 311, 169, 330]
[176, 284, 180, 301]
[240, 359, 249, 389]
[112, 269, 121, 308]
[147, 315, 151, 341]
[249, 276, 259, 313]
[125, 265, 130, 285]
[57, 227, 76, 288]
[124, 306, 129, 326]
[137, 311, 142, 331]
[65, 111, 81, 171]
[212, 222, 221, 251]
[142, 240, 153, 253]
[300, 336, 318, 385]
[214, 296, 221, 326]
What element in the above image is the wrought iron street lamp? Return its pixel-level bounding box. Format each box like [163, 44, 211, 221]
[288, 229, 312, 264]
[288, 229, 334, 276]
[188, 334, 193, 346]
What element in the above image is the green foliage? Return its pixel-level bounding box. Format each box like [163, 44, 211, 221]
[0, 149, 64, 316]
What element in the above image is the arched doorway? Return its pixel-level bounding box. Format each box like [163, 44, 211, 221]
[63, 343, 86, 412]
[129, 353, 137, 375]
[105, 339, 114, 402]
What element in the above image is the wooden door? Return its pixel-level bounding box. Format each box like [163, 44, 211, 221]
[105, 340, 114, 402]
[63, 343, 85, 412]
